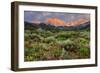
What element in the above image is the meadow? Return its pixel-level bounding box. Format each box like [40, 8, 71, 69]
[24, 23, 90, 61]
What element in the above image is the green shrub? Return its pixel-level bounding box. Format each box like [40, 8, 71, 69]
[44, 37, 56, 44]
[78, 48, 90, 57]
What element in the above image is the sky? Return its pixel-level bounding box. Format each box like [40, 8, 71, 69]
[24, 11, 90, 23]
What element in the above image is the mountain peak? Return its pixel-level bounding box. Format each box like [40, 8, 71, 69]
[65, 19, 89, 26]
[46, 18, 66, 26]
[46, 18, 89, 27]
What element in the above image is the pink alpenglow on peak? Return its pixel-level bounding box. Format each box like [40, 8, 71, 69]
[46, 18, 89, 27]
[46, 18, 66, 26]
[65, 19, 89, 26]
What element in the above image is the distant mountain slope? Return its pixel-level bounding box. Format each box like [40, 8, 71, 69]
[24, 21, 90, 31]
[62, 21, 90, 30]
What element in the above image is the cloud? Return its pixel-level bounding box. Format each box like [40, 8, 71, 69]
[24, 11, 90, 23]
[42, 12, 51, 16]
